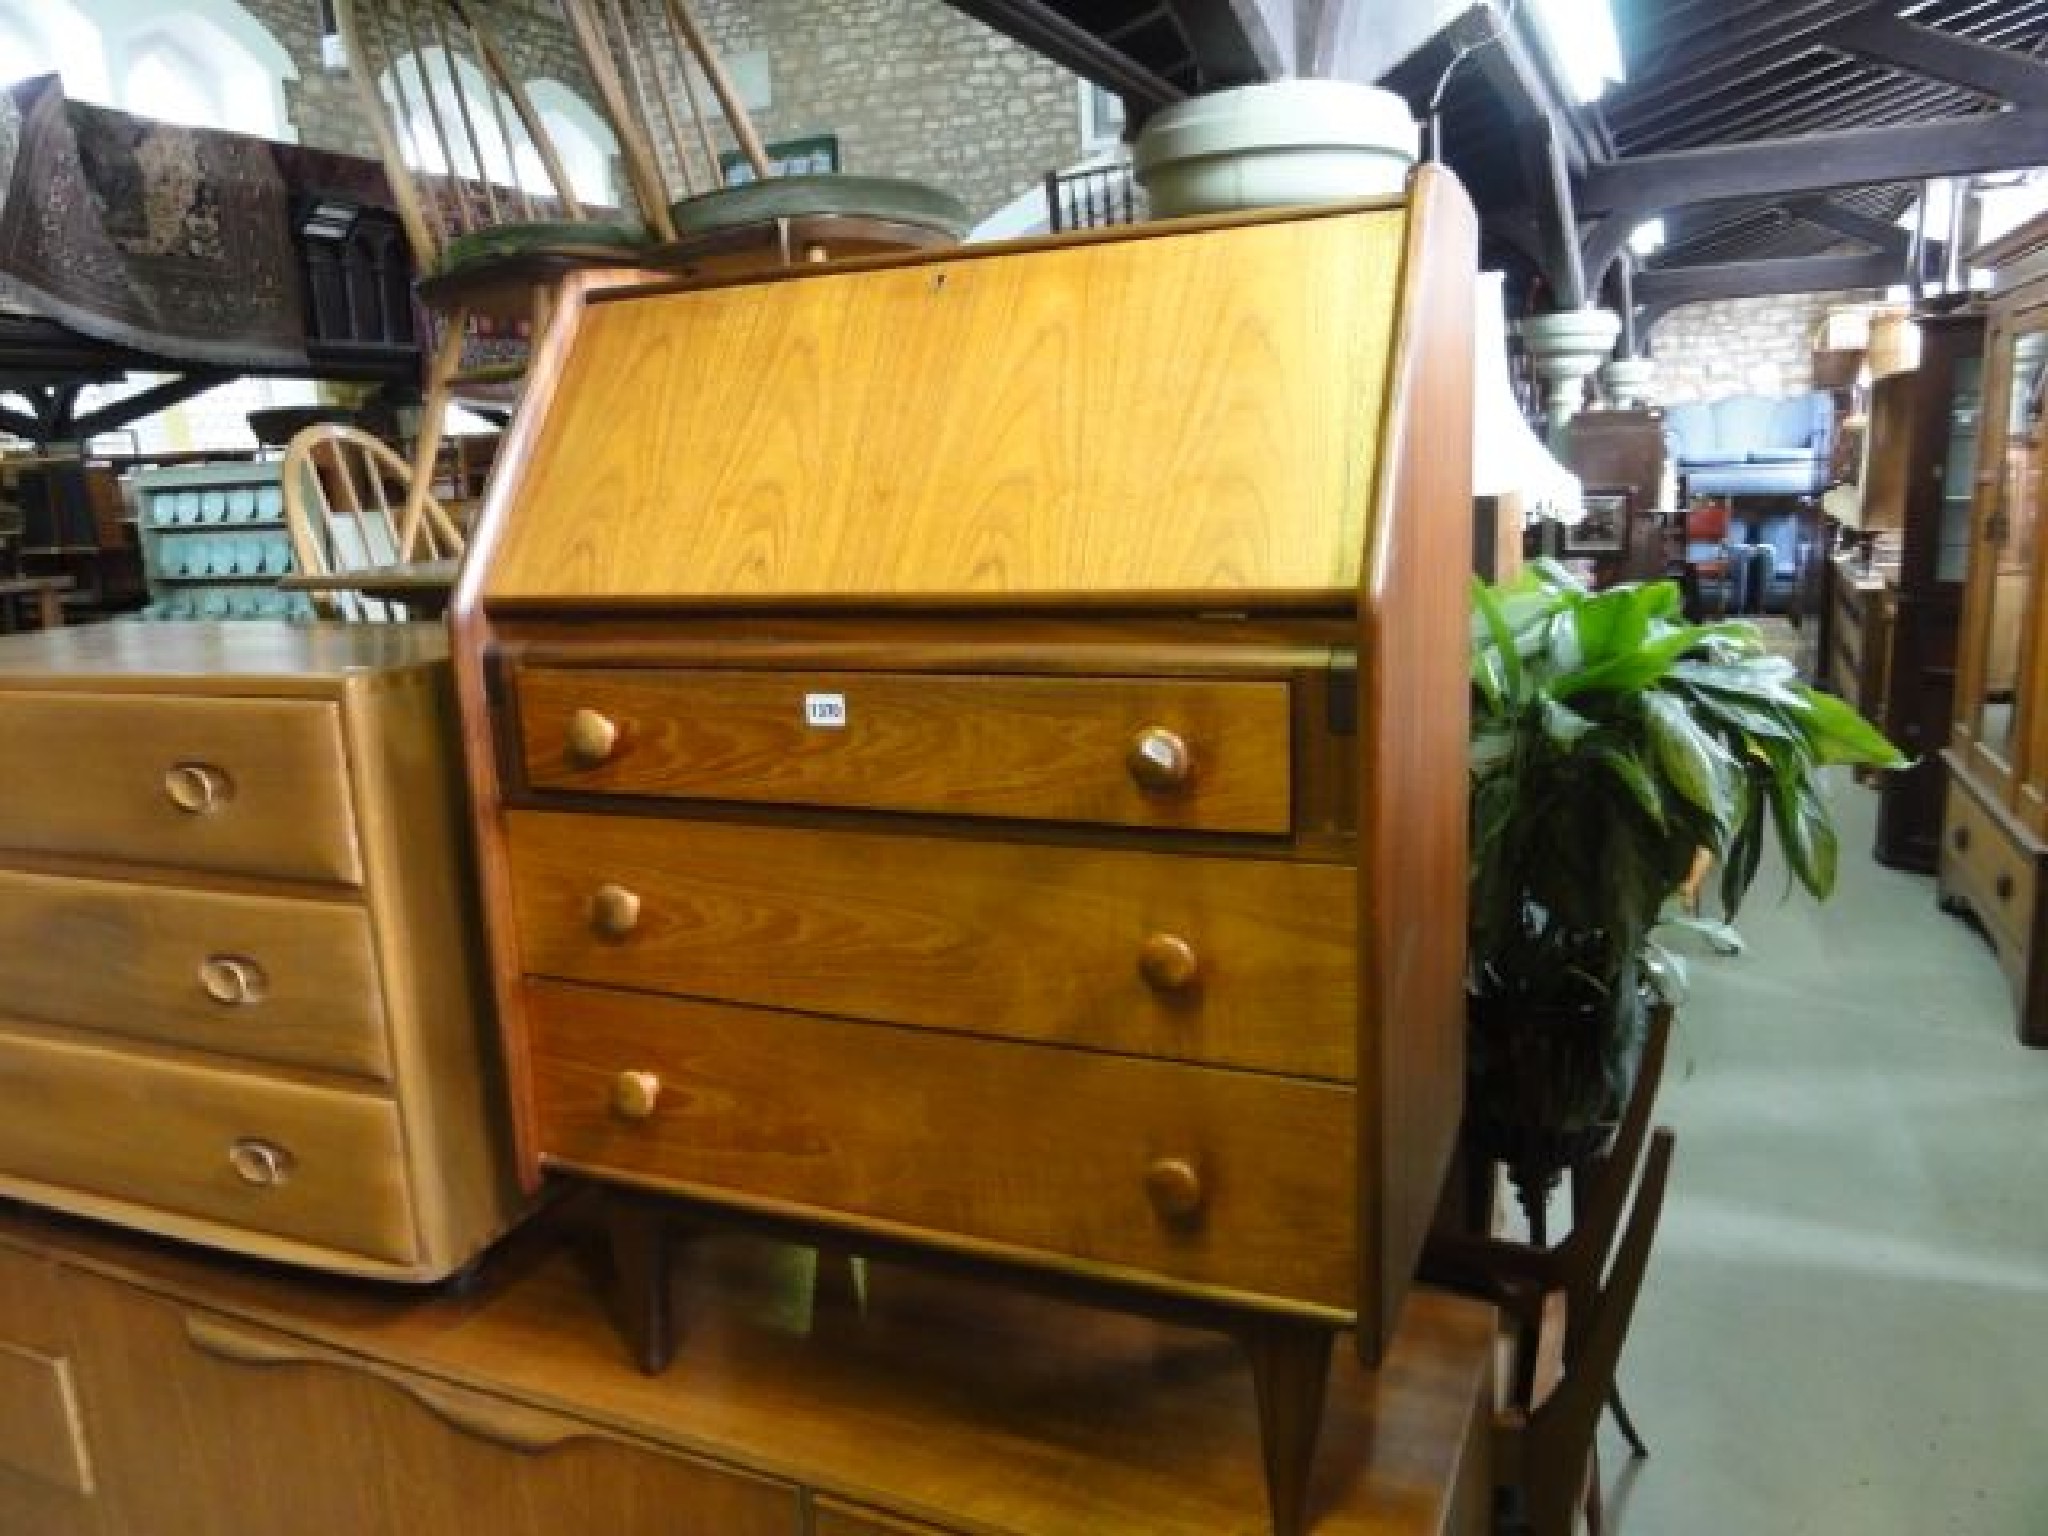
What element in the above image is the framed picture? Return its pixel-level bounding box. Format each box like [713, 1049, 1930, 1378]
[1567, 487, 1631, 554]
[720, 134, 840, 186]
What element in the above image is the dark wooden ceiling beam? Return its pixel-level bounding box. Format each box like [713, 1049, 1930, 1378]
[1635, 251, 1899, 337]
[1579, 106, 2048, 285]
[937, 0, 1190, 111]
[1787, 194, 1934, 260]
[1821, 7, 2048, 105]
[1170, 0, 1291, 83]
[1611, 0, 1890, 115]
[1525, 115, 1589, 306]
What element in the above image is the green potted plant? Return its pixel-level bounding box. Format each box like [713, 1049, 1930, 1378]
[1467, 561, 1905, 1214]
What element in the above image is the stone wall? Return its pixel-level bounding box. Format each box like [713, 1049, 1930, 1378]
[238, 0, 1082, 226]
[237, 0, 601, 160]
[690, 0, 1083, 222]
[1646, 289, 1879, 403]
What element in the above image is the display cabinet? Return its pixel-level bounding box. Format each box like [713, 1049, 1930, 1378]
[1942, 215, 2048, 1044]
[1853, 309, 1986, 871]
[132, 461, 315, 621]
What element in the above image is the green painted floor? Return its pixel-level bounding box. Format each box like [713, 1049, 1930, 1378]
[1600, 774, 2048, 1532]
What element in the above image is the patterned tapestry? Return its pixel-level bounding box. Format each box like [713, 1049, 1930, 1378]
[0, 73, 308, 368]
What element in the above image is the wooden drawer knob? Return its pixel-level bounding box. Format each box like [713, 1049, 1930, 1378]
[227, 1138, 293, 1188]
[1954, 824, 1971, 852]
[566, 708, 620, 767]
[164, 761, 232, 814]
[1997, 873, 2016, 904]
[1126, 727, 1192, 794]
[590, 883, 642, 938]
[1138, 932, 1201, 992]
[198, 955, 267, 1006]
[612, 1070, 661, 1121]
[1145, 1157, 1206, 1221]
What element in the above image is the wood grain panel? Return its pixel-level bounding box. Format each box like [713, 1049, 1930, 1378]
[55, 1269, 798, 1536]
[0, 869, 389, 1080]
[529, 981, 1355, 1311]
[506, 810, 1355, 1079]
[0, 1027, 415, 1265]
[812, 1501, 946, 1536]
[0, 1344, 93, 1496]
[1, 1202, 1496, 1536]
[517, 666, 1293, 834]
[1354, 165, 1475, 1356]
[0, 692, 361, 886]
[484, 209, 1405, 602]
[0, 1248, 99, 1536]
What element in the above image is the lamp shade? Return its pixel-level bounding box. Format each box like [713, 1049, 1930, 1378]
[1472, 272, 1584, 523]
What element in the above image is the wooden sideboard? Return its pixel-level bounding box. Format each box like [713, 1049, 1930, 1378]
[453, 172, 1477, 1532]
[0, 1199, 1492, 1535]
[0, 622, 523, 1277]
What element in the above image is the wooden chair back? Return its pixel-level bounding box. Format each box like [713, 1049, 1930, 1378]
[335, 0, 587, 272]
[557, 0, 772, 242]
[283, 423, 463, 621]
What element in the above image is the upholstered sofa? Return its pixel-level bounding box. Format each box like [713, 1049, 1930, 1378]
[1662, 392, 1834, 500]
[1665, 392, 1834, 614]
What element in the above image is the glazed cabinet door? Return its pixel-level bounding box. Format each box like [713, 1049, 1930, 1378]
[1955, 311, 2048, 809]
[0, 1248, 102, 1536]
[50, 1265, 799, 1536]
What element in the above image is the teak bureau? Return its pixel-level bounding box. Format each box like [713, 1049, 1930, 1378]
[453, 169, 1477, 1534]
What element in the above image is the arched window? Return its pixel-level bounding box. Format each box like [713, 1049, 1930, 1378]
[383, 58, 617, 209]
[0, 0, 113, 104]
[123, 37, 221, 131]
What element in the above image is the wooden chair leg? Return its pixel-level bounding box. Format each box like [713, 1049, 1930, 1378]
[399, 306, 470, 560]
[1241, 1316, 1335, 1536]
[605, 1190, 677, 1375]
[1607, 1383, 1650, 1457]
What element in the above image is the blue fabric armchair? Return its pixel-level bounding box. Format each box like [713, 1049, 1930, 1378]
[1661, 392, 1834, 499]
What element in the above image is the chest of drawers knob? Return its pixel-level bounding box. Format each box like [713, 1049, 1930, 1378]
[197, 955, 268, 1007]
[566, 708, 621, 767]
[164, 762, 233, 815]
[590, 883, 643, 938]
[1137, 932, 1201, 993]
[611, 1070, 662, 1121]
[1125, 727, 1192, 795]
[227, 1138, 294, 1188]
[1143, 1157, 1206, 1221]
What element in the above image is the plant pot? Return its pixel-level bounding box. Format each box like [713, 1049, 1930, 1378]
[1131, 80, 1418, 219]
[1465, 981, 1648, 1226]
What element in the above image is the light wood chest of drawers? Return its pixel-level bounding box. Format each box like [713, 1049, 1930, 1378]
[454, 174, 1477, 1532]
[0, 623, 523, 1279]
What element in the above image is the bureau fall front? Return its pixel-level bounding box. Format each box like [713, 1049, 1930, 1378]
[453, 168, 1478, 1534]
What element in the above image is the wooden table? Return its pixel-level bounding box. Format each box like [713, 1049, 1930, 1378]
[0, 573, 72, 630]
[0, 1199, 1495, 1535]
[280, 558, 460, 619]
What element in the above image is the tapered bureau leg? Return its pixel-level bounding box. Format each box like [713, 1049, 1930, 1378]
[1242, 1317, 1335, 1536]
[605, 1192, 677, 1375]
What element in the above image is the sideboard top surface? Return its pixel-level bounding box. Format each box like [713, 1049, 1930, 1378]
[0, 621, 449, 691]
[479, 202, 1414, 608]
[0, 1200, 1492, 1534]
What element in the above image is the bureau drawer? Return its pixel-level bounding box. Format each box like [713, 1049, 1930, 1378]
[1943, 778, 2040, 956]
[516, 667, 1293, 835]
[507, 810, 1355, 1079]
[0, 869, 390, 1080]
[529, 982, 1356, 1312]
[0, 1027, 415, 1266]
[0, 693, 361, 885]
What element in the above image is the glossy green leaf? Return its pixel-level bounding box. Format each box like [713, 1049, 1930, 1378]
[1644, 691, 1739, 820]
